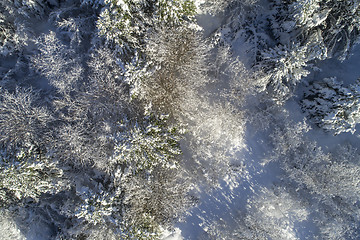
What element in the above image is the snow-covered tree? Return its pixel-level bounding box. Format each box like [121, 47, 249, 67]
[51, 112, 187, 238]
[253, 27, 327, 100]
[0, 145, 66, 207]
[316, 144, 360, 204]
[32, 29, 184, 173]
[32, 31, 83, 94]
[255, 43, 311, 99]
[0, 87, 52, 149]
[52, 121, 108, 167]
[243, 186, 308, 240]
[181, 98, 245, 186]
[126, 25, 208, 116]
[269, 119, 360, 239]
[203, 185, 308, 240]
[0, 6, 19, 56]
[49, 4, 98, 52]
[312, 144, 360, 239]
[270, 0, 360, 60]
[87, 46, 128, 110]
[212, 1, 326, 101]
[255, 0, 360, 101]
[119, 166, 192, 240]
[96, 0, 196, 56]
[0, 0, 32, 56]
[73, 184, 122, 227]
[0, 0, 60, 56]
[213, 0, 267, 67]
[319, 0, 360, 60]
[302, 77, 360, 135]
[111, 113, 183, 173]
[270, 120, 360, 203]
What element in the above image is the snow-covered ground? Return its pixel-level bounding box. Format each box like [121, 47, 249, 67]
[316, 44, 360, 86]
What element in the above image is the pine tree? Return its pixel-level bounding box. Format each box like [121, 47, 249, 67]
[0, 145, 66, 207]
[270, 0, 360, 61]
[301, 77, 360, 135]
[96, 0, 196, 57]
[255, 43, 311, 100]
[112, 113, 183, 173]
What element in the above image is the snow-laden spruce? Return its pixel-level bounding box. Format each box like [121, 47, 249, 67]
[302, 77, 360, 134]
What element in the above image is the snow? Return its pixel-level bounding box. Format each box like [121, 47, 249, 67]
[315, 44, 360, 86]
[2, 0, 360, 239]
[175, 124, 286, 239]
[0, 213, 26, 240]
[160, 227, 183, 240]
[196, 13, 223, 37]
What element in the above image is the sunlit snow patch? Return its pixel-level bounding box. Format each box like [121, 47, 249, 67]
[160, 227, 183, 240]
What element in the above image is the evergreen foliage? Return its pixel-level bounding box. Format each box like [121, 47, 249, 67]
[255, 43, 311, 99]
[270, 0, 360, 61]
[0, 1, 190, 237]
[97, 0, 196, 56]
[302, 77, 360, 134]
[112, 114, 182, 173]
[0, 145, 65, 207]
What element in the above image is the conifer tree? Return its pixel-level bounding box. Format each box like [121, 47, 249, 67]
[97, 0, 196, 57]
[0, 145, 66, 207]
[302, 77, 360, 135]
[255, 43, 311, 99]
[270, 0, 360, 60]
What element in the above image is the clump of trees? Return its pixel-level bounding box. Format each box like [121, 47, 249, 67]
[269, 119, 360, 239]
[270, 0, 360, 60]
[97, 0, 196, 57]
[0, 0, 199, 239]
[219, 0, 360, 101]
[264, 0, 360, 99]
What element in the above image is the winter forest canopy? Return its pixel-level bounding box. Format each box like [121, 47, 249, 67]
[1, 0, 360, 239]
